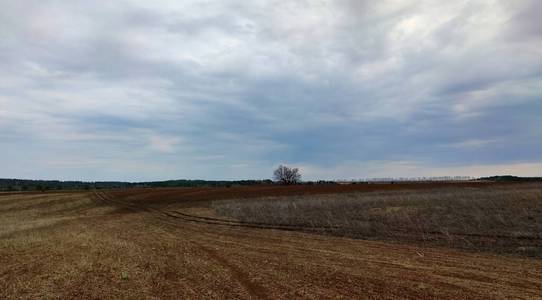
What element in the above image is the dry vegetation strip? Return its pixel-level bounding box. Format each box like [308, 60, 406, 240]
[212, 183, 542, 257]
[1, 187, 542, 299]
[105, 181, 500, 208]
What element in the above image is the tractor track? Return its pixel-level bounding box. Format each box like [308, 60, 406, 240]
[3, 189, 542, 299]
[91, 189, 542, 299]
[93, 190, 342, 232]
[92, 191, 270, 300]
[94, 190, 542, 243]
[165, 210, 542, 241]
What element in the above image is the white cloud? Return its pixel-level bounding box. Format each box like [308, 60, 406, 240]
[148, 135, 180, 153]
[300, 160, 542, 180]
[449, 138, 499, 149]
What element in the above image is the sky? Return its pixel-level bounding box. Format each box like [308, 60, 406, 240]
[0, 0, 541, 181]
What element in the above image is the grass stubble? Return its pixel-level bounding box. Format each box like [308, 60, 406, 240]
[1, 183, 542, 299]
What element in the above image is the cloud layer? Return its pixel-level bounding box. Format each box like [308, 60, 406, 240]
[1, 0, 541, 180]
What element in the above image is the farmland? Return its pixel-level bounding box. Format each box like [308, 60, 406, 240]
[1, 182, 542, 299]
[213, 183, 542, 256]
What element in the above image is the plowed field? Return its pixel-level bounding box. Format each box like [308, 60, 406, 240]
[1, 183, 541, 299]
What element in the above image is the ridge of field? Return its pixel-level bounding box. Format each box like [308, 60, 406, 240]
[1, 183, 542, 299]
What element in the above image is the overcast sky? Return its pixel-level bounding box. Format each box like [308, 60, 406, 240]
[1, 0, 541, 181]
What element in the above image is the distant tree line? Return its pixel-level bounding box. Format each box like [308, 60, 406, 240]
[0, 179, 131, 192]
[478, 176, 542, 182]
[0, 178, 274, 192]
[2, 175, 540, 192]
[141, 179, 273, 188]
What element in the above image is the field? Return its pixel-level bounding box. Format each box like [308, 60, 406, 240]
[213, 184, 542, 256]
[1, 182, 542, 299]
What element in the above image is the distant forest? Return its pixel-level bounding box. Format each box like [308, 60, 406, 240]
[478, 176, 542, 182]
[0, 175, 540, 192]
[0, 179, 274, 192]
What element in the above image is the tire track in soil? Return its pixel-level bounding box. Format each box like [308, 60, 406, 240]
[92, 190, 542, 298]
[165, 206, 542, 242]
[93, 190, 542, 257]
[92, 191, 269, 300]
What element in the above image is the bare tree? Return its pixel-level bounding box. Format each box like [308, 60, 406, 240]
[273, 165, 301, 185]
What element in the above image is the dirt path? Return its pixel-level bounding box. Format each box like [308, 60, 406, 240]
[1, 190, 541, 299]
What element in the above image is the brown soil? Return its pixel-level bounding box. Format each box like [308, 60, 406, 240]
[1, 184, 542, 299]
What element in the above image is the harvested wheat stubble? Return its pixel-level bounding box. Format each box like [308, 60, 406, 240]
[2, 183, 542, 299]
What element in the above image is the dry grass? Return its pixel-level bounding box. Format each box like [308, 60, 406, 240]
[0, 193, 260, 299]
[2, 188, 542, 299]
[0, 193, 107, 245]
[213, 183, 542, 256]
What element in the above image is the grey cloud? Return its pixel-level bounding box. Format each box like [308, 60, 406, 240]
[0, 0, 541, 180]
[506, 0, 542, 40]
